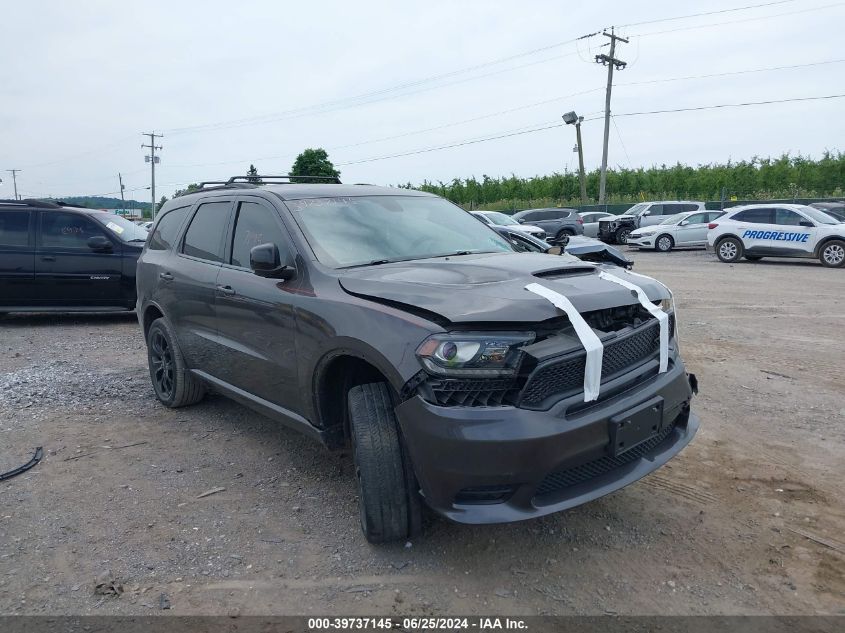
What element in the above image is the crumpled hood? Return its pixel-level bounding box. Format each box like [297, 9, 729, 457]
[337, 252, 667, 323]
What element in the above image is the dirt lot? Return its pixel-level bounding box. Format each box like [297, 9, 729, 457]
[1, 250, 843, 616]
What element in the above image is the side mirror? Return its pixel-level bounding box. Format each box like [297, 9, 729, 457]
[642, 210, 651, 216]
[679, 220, 689, 226]
[546, 246, 564, 256]
[799, 220, 814, 227]
[516, 218, 526, 224]
[250, 243, 295, 280]
[87, 235, 113, 252]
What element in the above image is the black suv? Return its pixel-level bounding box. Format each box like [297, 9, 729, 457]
[0, 199, 148, 313]
[511, 208, 584, 242]
[136, 176, 699, 543]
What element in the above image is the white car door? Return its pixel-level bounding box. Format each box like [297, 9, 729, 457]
[674, 212, 710, 246]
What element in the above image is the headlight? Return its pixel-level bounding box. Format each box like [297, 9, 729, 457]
[638, 231, 655, 237]
[659, 297, 673, 312]
[416, 332, 534, 377]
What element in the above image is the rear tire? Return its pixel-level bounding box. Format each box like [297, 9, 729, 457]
[147, 318, 206, 407]
[655, 235, 674, 252]
[615, 228, 631, 245]
[819, 240, 845, 268]
[715, 237, 743, 263]
[348, 382, 421, 543]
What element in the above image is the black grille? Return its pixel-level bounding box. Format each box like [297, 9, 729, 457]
[520, 315, 674, 408]
[426, 377, 520, 407]
[534, 421, 677, 499]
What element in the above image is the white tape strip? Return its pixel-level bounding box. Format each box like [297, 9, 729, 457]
[525, 282, 603, 402]
[598, 270, 669, 373]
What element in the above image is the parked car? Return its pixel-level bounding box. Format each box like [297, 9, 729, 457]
[511, 208, 584, 242]
[491, 225, 633, 268]
[136, 176, 699, 543]
[471, 210, 546, 240]
[578, 211, 614, 238]
[707, 203, 845, 267]
[628, 210, 725, 252]
[0, 199, 148, 312]
[598, 201, 708, 245]
[809, 202, 845, 222]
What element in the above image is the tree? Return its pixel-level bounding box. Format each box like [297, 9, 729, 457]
[246, 164, 263, 184]
[172, 183, 201, 197]
[155, 195, 168, 212]
[289, 148, 340, 183]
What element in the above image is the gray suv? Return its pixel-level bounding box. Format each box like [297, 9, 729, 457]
[512, 208, 584, 243]
[136, 176, 699, 543]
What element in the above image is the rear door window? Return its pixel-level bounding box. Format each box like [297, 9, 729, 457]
[182, 201, 232, 263]
[0, 211, 31, 247]
[149, 206, 190, 251]
[732, 208, 773, 224]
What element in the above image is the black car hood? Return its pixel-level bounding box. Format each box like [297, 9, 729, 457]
[337, 252, 666, 323]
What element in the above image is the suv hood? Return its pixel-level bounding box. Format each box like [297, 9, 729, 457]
[337, 252, 666, 323]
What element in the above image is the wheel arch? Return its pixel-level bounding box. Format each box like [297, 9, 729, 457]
[814, 235, 845, 257]
[312, 344, 406, 449]
[141, 302, 166, 341]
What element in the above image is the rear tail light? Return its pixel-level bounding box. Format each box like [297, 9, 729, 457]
[577, 217, 583, 224]
[708, 223, 718, 229]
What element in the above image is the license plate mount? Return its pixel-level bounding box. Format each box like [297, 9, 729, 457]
[608, 396, 664, 457]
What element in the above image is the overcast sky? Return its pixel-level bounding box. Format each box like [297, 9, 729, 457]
[1, 0, 843, 203]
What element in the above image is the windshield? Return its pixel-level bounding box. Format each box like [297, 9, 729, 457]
[90, 213, 150, 241]
[626, 203, 649, 215]
[659, 213, 686, 225]
[481, 211, 520, 226]
[288, 196, 513, 268]
[798, 205, 840, 225]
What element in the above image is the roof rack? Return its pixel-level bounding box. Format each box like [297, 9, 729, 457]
[0, 198, 63, 209]
[177, 175, 343, 198]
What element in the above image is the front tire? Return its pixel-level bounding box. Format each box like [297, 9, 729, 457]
[716, 237, 743, 263]
[147, 318, 206, 407]
[554, 229, 575, 243]
[348, 382, 421, 543]
[819, 240, 845, 268]
[615, 228, 631, 245]
[655, 235, 674, 252]
[744, 255, 763, 261]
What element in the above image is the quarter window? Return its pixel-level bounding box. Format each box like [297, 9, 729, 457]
[230, 202, 290, 268]
[148, 206, 190, 251]
[182, 201, 231, 263]
[0, 211, 30, 247]
[41, 212, 107, 248]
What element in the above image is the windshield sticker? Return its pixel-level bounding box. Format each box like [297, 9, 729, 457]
[106, 221, 125, 235]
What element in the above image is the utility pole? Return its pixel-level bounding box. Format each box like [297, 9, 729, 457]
[5, 169, 21, 200]
[563, 112, 588, 203]
[118, 172, 127, 216]
[142, 132, 163, 219]
[595, 28, 627, 204]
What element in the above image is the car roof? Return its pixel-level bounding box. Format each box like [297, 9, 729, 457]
[724, 203, 811, 213]
[172, 183, 435, 203]
[0, 199, 101, 214]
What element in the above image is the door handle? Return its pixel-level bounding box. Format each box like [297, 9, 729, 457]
[216, 285, 236, 296]
[159, 271, 174, 281]
[41, 255, 56, 262]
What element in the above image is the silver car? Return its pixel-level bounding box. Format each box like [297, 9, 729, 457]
[628, 210, 725, 252]
[578, 211, 614, 238]
[472, 211, 547, 240]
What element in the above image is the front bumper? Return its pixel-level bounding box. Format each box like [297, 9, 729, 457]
[627, 234, 654, 248]
[597, 226, 618, 243]
[396, 359, 697, 524]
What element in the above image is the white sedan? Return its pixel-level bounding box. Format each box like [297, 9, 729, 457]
[471, 211, 547, 240]
[628, 210, 725, 252]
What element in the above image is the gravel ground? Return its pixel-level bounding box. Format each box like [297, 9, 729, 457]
[0, 250, 843, 616]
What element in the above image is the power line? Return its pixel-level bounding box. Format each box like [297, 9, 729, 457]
[609, 93, 845, 118]
[631, 2, 844, 38]
[615, 0, 800, 28]
[337, 93, 845, 167]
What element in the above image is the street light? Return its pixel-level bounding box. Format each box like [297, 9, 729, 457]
[563, 111, 587, 204]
